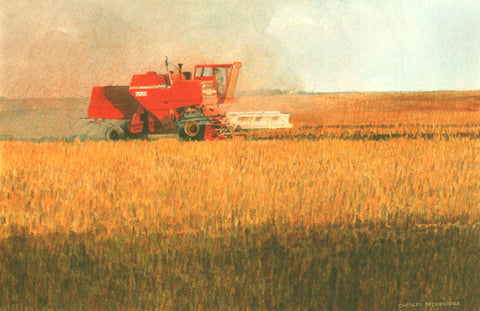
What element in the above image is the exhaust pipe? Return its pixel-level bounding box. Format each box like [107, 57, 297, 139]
[165, 56, 172, 86]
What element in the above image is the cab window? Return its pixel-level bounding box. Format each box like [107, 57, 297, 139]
[195, 67, 213, 78]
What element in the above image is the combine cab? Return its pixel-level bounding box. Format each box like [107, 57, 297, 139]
[88, 58, 291, 141]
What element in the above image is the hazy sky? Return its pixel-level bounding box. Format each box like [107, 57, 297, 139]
[2, 0, 480, 98]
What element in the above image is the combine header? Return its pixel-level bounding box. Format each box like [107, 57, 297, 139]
[227, 111, 293, 130]
[88, 58, 292, 141]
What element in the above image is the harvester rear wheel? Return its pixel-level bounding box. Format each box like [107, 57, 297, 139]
[105, 125, 125, 141]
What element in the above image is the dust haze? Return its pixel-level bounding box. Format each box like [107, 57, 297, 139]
[4, 1, 480, 98]
[1, 0, 300, 99]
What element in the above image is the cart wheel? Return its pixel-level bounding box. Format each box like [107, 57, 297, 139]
[105, 126, 125, 141]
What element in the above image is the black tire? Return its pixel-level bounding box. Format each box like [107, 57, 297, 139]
[176, 110, 209, 141]
[192, 124, 206, 141]
[105, 125, 125, 141]
[177, 123, 205, 141]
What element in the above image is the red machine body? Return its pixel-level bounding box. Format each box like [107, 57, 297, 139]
[88, 60, 241, 141]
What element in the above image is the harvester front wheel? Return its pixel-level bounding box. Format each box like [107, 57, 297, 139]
[177, 122, 205, 141]
[184, 121, 200, 137]
[105, 125, 125, 141]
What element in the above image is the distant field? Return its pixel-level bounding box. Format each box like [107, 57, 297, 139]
[233, 91, 480, 140]
[1, 90, 480, 141]
[1, 91, 480, 309]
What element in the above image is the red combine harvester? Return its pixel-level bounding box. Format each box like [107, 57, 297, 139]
[88, 58, 241, 141]
[88, 58, 292, 141]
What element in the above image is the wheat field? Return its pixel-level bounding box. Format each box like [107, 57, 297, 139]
[1, 137, 479, 237]
[1, 92, 480, 309]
